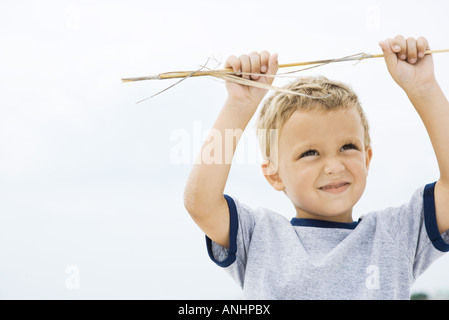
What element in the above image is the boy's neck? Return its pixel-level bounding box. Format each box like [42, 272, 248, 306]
[294, 208, 354, 223]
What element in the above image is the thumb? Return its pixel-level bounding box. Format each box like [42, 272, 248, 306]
[378, 40, 398, 71]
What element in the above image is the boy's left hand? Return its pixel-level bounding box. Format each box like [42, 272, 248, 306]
[379, 36, 437, 94]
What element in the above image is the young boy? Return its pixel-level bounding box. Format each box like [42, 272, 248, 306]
[183, 36, 449, 299]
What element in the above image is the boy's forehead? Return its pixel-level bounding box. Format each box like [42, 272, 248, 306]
[280, 108, 364, 144]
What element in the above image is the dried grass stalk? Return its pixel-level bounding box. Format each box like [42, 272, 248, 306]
[122, 49, 448, 82]
[123, 49, 449, 102]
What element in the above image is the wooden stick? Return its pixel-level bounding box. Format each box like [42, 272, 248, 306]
[121, 49, 449, 83]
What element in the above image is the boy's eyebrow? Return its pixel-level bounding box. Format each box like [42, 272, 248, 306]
[290, 142, 318, 155]
[289, 136, 364, 154]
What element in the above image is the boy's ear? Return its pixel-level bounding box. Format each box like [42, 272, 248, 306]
[365, 146, 373, 173]
[261, 160, 285, 191]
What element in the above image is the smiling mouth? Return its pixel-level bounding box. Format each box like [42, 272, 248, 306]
[319, 182, 350, 193]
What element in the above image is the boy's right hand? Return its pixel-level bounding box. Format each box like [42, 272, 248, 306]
[225, 51, 279, 112]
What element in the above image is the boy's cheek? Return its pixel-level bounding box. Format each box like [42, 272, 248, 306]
[346, 156, 370, 174]
[285, 180, 312, 203]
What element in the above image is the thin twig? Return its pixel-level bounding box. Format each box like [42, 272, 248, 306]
[135, 57, 220, 104]
[123, 49, 449, 102]
[121, 49, 449, 83]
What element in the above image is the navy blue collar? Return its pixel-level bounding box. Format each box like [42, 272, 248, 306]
[290, 218, 359, 230]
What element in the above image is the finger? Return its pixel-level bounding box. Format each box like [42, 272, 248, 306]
[406, 37, 418, 64]
[249, 52, 261, 80]
[225, 55, 241, 75]
[393, 35, 407, 61]
[379, 39, 397, 67]
[266, 53, 279, 85]
[417, 36, 429, 58]
[239, 54, 251, 79]
[260, 50, 270, 74]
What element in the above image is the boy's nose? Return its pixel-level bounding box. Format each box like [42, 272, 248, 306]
[323, 158, 345, 175]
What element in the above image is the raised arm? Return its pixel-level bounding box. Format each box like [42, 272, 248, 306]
[183, 51, 279, 248]
[379, 36, 449, 234]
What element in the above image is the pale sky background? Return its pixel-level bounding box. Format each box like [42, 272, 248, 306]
[1, 0, 449, 299]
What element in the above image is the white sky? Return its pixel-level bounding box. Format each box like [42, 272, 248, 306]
[0, 0, 449, 299]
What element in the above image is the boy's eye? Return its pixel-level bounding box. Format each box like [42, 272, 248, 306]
[299, 149, 319, 159]
[340, 143, 359, 152]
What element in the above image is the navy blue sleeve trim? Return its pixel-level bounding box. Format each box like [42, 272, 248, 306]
[424, 182, 449, 252]
[205, 194, 239, 267]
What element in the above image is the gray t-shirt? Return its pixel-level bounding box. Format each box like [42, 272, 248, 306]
[206, 182, 449, 299]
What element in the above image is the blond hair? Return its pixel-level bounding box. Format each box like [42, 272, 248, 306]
[256, 76, 370, 162]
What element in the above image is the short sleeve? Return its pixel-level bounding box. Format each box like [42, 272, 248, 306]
[205, 194, 258, 288]
[423, 182, 449, 252]
[380, 182, 449, 279]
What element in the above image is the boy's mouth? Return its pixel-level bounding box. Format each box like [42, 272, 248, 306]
[318, 182, 351, 194]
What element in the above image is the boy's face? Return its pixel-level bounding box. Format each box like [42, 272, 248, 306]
[263, 107, 372, 222]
